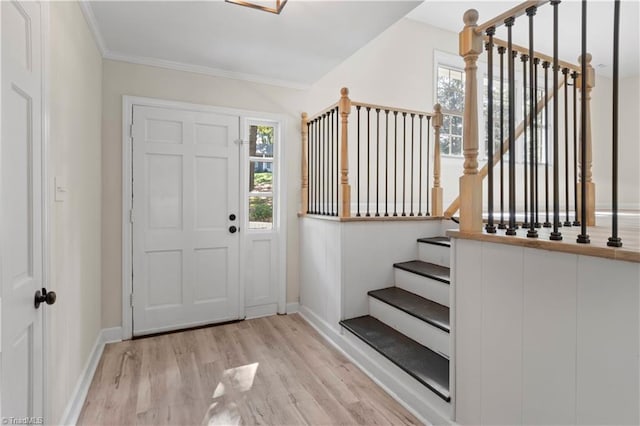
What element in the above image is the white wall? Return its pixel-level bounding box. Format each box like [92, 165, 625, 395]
[606, 75, 639, 210]
[453, 237, 640, 424]
[48, 2, 103, 423]
[101, 60, 306, 328]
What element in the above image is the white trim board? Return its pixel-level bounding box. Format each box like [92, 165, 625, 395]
[121, 96, 288, 340]
[105, 53, 309, 90]
[297, 306, 452, 426]
[286, 302, 299, 314]
[59, 327, 122, 425]
[77, 0, 107, 56]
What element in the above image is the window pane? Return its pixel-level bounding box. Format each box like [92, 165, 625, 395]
[249, 161, 273, 193]
[249, 196, 273, 230]
[451, 136, 462, 155]
[249, 125, 274, 158]
[452, 116, 463, 136]
[437, 65, 465, 113]
[440, 135, 450, 156]
[442, 114, 451, 134]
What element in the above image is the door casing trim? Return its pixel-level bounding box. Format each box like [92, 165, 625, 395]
[121, 96, 287, 340]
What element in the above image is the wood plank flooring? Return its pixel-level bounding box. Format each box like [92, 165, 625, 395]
[78, 314, 421, 426]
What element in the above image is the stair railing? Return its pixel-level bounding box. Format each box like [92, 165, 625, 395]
[301, 88, 443, 219]
[455, 0, 623, 247]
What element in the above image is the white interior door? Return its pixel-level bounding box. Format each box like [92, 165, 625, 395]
[132, 105, 241, 336]
[1, 0, 45, 418]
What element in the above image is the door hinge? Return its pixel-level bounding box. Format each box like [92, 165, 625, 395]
[130, 293, 134, 307]
[129, 123, 134, 138]
[129, 208, 134, 223]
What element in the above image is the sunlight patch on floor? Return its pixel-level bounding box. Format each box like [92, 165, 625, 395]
[213, 362, 259, 398]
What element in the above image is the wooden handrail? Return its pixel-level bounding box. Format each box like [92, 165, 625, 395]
[350, 101, 434, 118]
[444, 77, 566, 218]
[489, 36, 580, 73]
[308, 102, 339, 122]
[475, 1, 549, 35]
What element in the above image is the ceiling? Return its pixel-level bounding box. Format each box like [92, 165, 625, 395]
[408, 0, 640, 78]
[84, 0, 422, 88]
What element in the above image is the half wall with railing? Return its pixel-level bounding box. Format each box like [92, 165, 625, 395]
[301, 89, 444, 220]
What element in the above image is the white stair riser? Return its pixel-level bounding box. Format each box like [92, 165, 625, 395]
[418, 243, 450, 268]
[369, 297, 449, 358]
[394, 269, 450, 307]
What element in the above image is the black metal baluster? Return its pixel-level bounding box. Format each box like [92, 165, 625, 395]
[410, 113, 415, 216]
[486, 27, 497, 233]
[402, 112, 407, 216]
[571, 72, 580, 226]
[356, 106, 361, 217]
[563, 68, 572, 226]
[498, 46, 506, 229]
[385, 110, 390, 216]
[426, 115, 432, 216]
[315, 118, 319, 214]
[522, 53, 530, 229]
[393, 111, 398, 216]
[534, 58, 541, 228]
[506, 16, 517, 235]
[418, 114, 424, 216]
[527, 7, 538, 238]
[366, 107, 371, 217]
[307, 120, 315, 214]
[329, 109, 334, 216]
[320, 113, 327, 215]
[550, 0, 563, 240]
[543, 61, 552, 227]
[577, 0, 590, 243]
[608, 0, 622, 247]
[305, 121, 311, 214]
[376, 108, 381, 216]
[335, 108, 339, 216]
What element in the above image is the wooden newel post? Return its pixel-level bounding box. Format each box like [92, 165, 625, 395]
[577, 53, 596, 226]
[432, 104, 443, 216]
[300, 112, 309, 215]
[458, 9, 484, 232]
[339, 87, 352, 218]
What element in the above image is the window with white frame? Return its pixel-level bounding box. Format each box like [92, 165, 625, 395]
[247, 123, 277, 230]
[437, 52, 552, 164]
[436, 65, 465, 156]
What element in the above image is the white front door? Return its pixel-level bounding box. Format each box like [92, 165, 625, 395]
[131, 105, 241, 336]
[1, 0, 45, 418]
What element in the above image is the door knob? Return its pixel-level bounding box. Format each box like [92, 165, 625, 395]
[229, 225, 237, 234]
[229, 213, 236, 221]
[34, 288, 57, 309]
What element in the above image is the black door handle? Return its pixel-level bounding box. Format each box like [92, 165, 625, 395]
[229, 213, 236, 221]
[229, 226, 237, 234]
[34, 288, 57, 309]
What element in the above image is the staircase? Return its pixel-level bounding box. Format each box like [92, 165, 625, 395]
[339, 234, 452, 408]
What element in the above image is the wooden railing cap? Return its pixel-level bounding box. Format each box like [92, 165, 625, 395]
[464, 9, 479, 26]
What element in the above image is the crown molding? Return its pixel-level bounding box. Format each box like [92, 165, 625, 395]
[77, 0, 311, 90]
[103, 51, 310, 90]
[78, 0, 107, 56]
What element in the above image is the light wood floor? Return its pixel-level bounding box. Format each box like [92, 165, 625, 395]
[78, 314, 421, 426]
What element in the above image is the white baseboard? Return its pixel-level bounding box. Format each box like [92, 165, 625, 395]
[59, 327, 123, 425]
[245, 303, 278, 320]
[298, 305, 452, 426]
[286, 302, 299, 314]
[101, 326, 123, 344]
